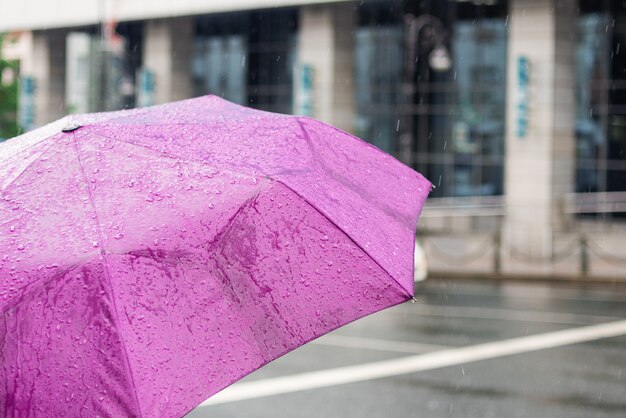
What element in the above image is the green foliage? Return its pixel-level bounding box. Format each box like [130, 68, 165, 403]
[0, 34, 20, 140]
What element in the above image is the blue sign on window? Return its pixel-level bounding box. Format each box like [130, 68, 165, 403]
[517, 56, 530, 138]
[293, 64, 314, 117]
[136, 68, 155, 108]
[19, 76, 35, 132]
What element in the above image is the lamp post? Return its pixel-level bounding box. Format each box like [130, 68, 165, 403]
[96, 0, 107, 112]
[400, 14, 451, 168]
[96, 0, 126, 111]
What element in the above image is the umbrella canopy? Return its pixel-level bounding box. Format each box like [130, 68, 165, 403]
[0, 96, 430, 417]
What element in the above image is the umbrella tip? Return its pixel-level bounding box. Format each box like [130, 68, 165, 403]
[411, 296, 418, 303]
[62, 123, 81, 133]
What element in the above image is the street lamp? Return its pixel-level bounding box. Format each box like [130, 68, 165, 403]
[404, 14, 452, 74]
[428, 45, 452, 73]
[400, 14, 452, 167]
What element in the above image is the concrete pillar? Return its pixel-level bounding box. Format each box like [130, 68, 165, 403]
[32, 29, 67, 126]
[143, 17, 193, 104]
[298, 3, 356, 132]
[3, 32, 34, 75]
[504, 0, 577, 259]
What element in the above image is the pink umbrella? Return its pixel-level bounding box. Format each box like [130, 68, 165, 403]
[0, 96, 430, 417]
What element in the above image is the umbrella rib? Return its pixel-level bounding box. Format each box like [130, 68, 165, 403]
[69, 135, 145, 418]
[87, 124, 413, 298]
[81, 128, 264, 180]
[89, 127, 411, 298]
[0, 135, 63, 193]
[0, 262, 82, 315]
[92, 117, 286, 129]
[293, 120, 416, 298]
[274, 178, 413, 300]
[75, 122, 413, 299]
[296, 117, 427, 229]
[297, 116, 429, 186]
[0, 136, 52, 168]
[0, 117, 68, 165]
[86, 96, 286, 128]
[72, 100, 169, 126]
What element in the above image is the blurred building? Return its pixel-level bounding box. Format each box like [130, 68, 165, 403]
[1, 0, 626, 280]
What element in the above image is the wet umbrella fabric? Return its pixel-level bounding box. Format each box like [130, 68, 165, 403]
[0, 96, 430, 417]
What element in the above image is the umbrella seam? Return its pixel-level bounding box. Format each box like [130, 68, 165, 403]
[296, 116, 431, 187]
[85, 126, 413, 297]
[183, 295, 408, 417]
[76, 129, 267, 181]
[0, 117, 68, 163]
[2, 314, 7, 406]
[294, 118, 429, 293]
[0, 263, 81, 315]
[49, 119, 415, 301]
[83, 119, 287, 128]
[292, 120, 417, 298]
[81, 95, 287, 127]
[84, 124, 421, 296]
[0, 137, 52, 168]
[70, 101, 170, 126]
[70, 135, 145, 418]
[0, 135, 64, 194]
[33, 97, 216, 130]
[294, 119, 421, 229]
[273, 177, 413, 299]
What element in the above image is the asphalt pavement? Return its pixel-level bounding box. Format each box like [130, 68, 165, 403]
[187, 279, 626, 418]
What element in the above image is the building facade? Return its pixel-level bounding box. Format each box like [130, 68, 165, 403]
[2, 0, 626, 278]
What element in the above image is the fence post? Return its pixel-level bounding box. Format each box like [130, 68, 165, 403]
[494, 231, 501, 274]
[580, 234, 589, 277]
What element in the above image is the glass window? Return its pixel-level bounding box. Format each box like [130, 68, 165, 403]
[247, 10, 298, 114]
[192, 35, 247, 105]
[64, 22, 143, 113]
[355, 0, 508, 198]
[451, 18, 507, 196]
[194, 9, 297, 114]
[576, 12, 609, 193]
[576, 0, 626, 208]
[354, 25, 403, 154]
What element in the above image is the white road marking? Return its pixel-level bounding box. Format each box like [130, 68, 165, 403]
[310, 334, 447, 354]
[199, 319, 626, 406]
[388, 304, 622, 325]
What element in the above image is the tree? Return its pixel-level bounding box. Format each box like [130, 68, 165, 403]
[0, 34, 20, 140]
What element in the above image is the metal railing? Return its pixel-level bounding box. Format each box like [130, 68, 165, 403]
[422, 191, 626, 218]
[418, 192, 626, 279]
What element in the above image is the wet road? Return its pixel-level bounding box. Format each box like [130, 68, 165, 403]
[187, 279, 626, 418]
